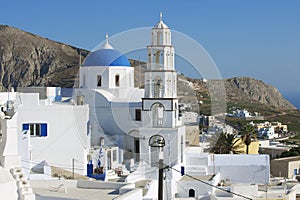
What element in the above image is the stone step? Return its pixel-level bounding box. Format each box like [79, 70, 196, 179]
[17, 179, 31, 188]
[10, 167, 23, 176]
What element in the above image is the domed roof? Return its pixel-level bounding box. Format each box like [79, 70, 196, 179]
[153, 12, 169, 29]
[83, 49, 130, 67]
[154, 21, 169, 29]
[82, 35, 130, 67]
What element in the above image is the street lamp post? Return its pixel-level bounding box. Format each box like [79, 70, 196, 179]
[196, 92, 204, 134]
[149, 135, 165, 200]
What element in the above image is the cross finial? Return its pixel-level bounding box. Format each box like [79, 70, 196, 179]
[160, 12, 163, 22]
[105, 33, 109, 45]
[103, 32, 113, 49]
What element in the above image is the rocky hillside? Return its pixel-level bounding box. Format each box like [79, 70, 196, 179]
[182, 76, 296, 110]
[225, 77, 295, 109]
[0, 25, 296, 111]
[0, 25, 89, 89]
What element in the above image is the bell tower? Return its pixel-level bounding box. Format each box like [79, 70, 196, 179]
[142, 13, 180, 128]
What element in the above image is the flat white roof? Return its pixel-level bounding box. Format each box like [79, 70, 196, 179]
[213, 154, 269, 166]
[272, 156, 300, 162]
[31, 180, 119, 200]
[33, 187, 118, 200]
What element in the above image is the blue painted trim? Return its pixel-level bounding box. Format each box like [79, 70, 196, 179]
[41, 123, 47, 137]
[23, 124, 29, 130]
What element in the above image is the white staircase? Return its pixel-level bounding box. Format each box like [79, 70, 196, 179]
[10, 167, 36, 200]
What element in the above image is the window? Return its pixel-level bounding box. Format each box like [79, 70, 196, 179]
[181, 135, 183, 163]
[97, 75, 102, 87]
[113, 150, 117, 162]
[100, 137, 104, 146]
[87, 120, 90, 135]
[175, 103, 177, 120]
[83, 74, 86, 87]
[23, 123, 47, 137]
[152, 103, 164, 127]
[155, 50, 161, 66]
[154, 76, 162, 97]
[0, 123, 2, 140]
[30, 124, 40, 136]
[115, 74, 120, 86]
[135, 109, 141, 121]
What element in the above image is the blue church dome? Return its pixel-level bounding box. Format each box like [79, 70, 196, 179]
[83, 48, 130, 67]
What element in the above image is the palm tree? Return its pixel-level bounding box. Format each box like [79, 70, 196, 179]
[241, 125, 256, 154]
[210, 132, 243, 154]
[243, 134, 251, 154]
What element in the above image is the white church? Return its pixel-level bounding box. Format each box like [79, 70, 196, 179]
[0, 14, 298, 200]
[76, 13, 185, 171]
[73, 14, 277, 199]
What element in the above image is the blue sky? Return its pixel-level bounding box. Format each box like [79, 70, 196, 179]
[1, 0, 300, 108]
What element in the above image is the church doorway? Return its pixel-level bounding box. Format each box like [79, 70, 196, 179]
[128, 130, 141, 163]
[134, 138, 140, 162]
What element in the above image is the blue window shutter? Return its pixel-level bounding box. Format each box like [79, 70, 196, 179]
[87, 121, 90, 135]
[23, 124, 29, 130]
[41, 123, 47, 137]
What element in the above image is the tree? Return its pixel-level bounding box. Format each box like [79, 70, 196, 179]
[240, 125, 256, 154]
[280, 146, 300, 158]
[210, 132, 243, 154]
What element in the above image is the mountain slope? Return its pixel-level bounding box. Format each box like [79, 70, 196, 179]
[182, 76, 296, 110]
[225, 77, 295, 109]
[0, 25, 89, 89]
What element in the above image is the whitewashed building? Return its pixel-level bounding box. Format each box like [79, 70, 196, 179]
[258, 126, 278, 139]
[234, 109, 251, 119]
[0, 89, 90, 177]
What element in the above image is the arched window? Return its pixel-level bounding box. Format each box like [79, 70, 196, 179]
[151, 103, 164, 127]
[156, 32, 160, 45]
[154, 76, 162, 97]
[189, 189, 195, 197]
[97, 75, 102, 87]
[115, 74, 120, 87]
[82, 74, 86, 87]
[159, 31, 163, 44]
[155, 50, 161, 68]
[167, 75, 172, 96]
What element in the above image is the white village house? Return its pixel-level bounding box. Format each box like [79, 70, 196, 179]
[0, 88, 90, 199]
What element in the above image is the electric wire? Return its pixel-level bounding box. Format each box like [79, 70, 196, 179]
[20, 158, 253, 200]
